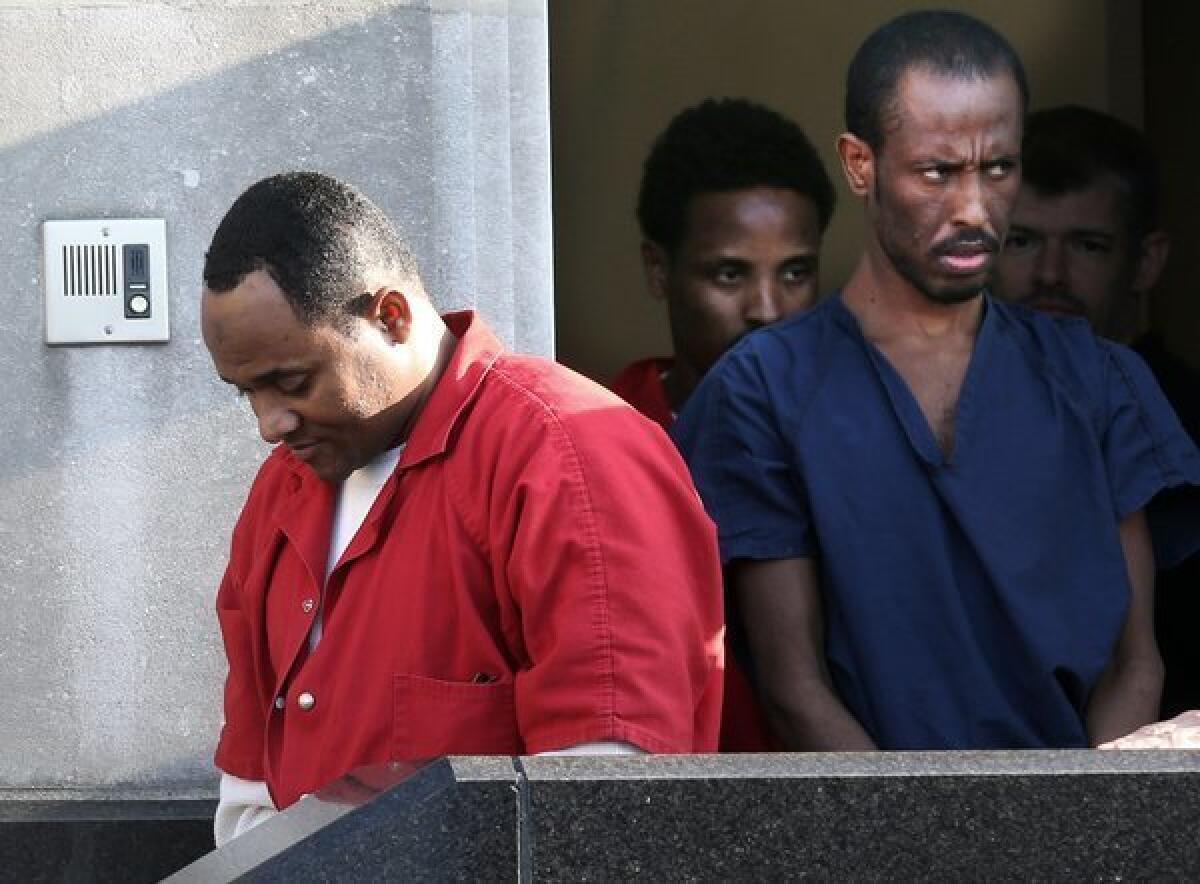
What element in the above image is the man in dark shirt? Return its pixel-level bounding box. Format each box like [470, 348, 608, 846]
[611, 98, 836, 750]
[612, 97, 836, 429]
[992, 105, 1200, 717]
[677, 11, 1200, 750]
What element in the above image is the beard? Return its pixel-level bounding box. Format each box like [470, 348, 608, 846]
[1018, 289, 1089, 317]
[884, 238, 985, 305]
[872, 170, 997, 306]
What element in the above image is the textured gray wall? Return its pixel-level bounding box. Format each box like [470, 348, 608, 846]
[0, 0, 551, 789]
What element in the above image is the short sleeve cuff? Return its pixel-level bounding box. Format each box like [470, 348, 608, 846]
[718, 532, 817, 565]
[1104, 343, 1200, 567]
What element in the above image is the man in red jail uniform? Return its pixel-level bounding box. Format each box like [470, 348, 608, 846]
[202, 172, 723, 845]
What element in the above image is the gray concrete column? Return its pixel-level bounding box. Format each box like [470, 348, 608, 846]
[0, 0, 551, 790]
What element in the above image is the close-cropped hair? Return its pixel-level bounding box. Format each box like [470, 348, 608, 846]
[1021, 105, 1160, 238]
[636, 97, 836, 254]
[203, 171, 420, 330]
[845, 9, 1029, 152]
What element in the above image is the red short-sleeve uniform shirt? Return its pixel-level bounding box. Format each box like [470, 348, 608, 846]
[215, 313, 724, 808]
[610, 357, 780, 752]
[611, 357, 676, 431]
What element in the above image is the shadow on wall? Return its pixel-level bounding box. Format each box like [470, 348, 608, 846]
[0, 2, 548, 789]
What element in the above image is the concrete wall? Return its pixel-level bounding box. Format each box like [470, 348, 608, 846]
[0, 0, 550, 789]
[551, 0, 1142, 381]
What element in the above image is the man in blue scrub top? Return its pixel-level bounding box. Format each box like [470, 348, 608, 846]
[675, 10, 1200, 750]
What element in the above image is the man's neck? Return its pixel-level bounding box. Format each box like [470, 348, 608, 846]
[387, 314, 458, 449]
[842, 252, 984, 459]
[662, 359, 698, 414]
[841, 253, 984, 346]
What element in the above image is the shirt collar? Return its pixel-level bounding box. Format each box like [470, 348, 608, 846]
[828, 289, 995, 338]
[398, 309, 503, 469]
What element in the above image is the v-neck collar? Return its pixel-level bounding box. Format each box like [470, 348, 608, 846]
[830, 291, 997, 469]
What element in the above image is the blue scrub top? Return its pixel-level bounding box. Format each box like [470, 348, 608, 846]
[674, 293, 1200, 749]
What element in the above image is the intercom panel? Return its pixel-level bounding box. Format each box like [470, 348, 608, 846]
[43, 219, 168, 344]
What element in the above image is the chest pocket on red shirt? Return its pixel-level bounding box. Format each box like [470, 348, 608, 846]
[392, 673, 522, 758]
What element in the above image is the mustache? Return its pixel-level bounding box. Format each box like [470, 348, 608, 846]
[1020, 291, 1088, 314]
[932, 230, 1001, 256]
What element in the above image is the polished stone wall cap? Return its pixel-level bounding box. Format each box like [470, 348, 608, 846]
[519, 749, 1200, 780]
[166, 757, 518, 883]
[161, 753, 1200, 881]
[520, 752, 1200, 882]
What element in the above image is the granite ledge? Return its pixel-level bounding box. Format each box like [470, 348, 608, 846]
[518, 749, 1200, 781]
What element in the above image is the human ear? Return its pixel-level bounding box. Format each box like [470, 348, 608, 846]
[370, 287, 414, 344]
[1132, 230, 1170, 296]
[837, 133, 874, 197]
[641, 240, 671, 301]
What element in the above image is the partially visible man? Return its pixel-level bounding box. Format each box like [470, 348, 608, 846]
[612, 97, 835, 750]
[992, 105, 1200, 717]
[613, 97, 836, 429]
[676, 11, 1200, 751]
[993, 107, 1169, 346]
[203, 172, 724, 844]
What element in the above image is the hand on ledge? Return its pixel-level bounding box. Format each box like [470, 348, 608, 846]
[1097, 710, 1200, 749]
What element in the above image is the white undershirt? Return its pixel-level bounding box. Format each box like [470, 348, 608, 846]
[308, 445, 405, 652]
[214, 445, 641, 847]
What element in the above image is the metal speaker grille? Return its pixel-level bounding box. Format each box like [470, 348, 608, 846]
[61, 243, 119, 296]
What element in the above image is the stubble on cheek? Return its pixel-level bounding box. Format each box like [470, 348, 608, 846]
[346, 349, 394, 418]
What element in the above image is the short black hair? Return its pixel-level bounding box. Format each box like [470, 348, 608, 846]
[636, 97, 836, 254]
[846, 10, 1029, 152]
[1021, 105, 1160, 238]
[203, 171, 420, 330]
